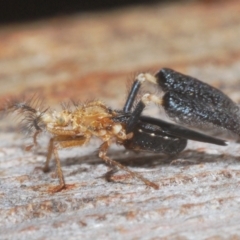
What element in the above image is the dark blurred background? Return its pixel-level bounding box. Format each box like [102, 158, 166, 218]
[0, 0, 189, 24]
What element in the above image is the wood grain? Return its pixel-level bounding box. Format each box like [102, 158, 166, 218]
[1, 0, 240, 239]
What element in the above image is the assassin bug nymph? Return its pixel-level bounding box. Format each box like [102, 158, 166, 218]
[1, 68, 229, 192]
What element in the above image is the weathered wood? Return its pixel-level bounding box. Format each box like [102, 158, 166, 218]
[1, 1, 240, 239]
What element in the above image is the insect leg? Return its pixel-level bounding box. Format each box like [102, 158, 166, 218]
[102, 167, 119, 182]
[46, 127, 77, 136]
[43, 128, 88, 174]
[43, 135, 89, 192]
[123, 78, 142, 113]
[99, 141, 159, 189]
[42, 137, 65, 192]
[123, 73, 157, 113]
[126, 93, 162, 133]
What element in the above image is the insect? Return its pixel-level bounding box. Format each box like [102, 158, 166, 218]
[1, 68, 231, 192]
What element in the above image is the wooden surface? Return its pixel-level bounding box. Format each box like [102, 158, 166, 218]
[1, 0, 240, 239]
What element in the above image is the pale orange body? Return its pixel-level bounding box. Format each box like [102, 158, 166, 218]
[32, 100, 143, 192]
[42, 101, 129, 146]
